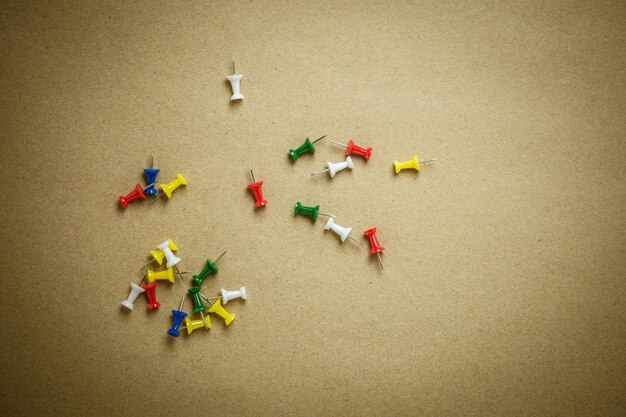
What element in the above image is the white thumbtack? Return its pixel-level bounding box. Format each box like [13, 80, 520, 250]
[121, 272, 147, 310]
[157, 240, 185, 280]
[227, 56, 244, 101]
[311, 156, 354, 178]
[221, 287, 247, 304]
[324, 217, 362, 245]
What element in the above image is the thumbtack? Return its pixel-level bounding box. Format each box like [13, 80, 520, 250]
[118, 181, 157, 208]
[324, 217, 362, 245]
[158, 240, 185, 280]
[192, 250, 227, 287]
[167, 295, 188, 337]
[142, 282, 160, 309]
[147, 266, 176, 284]
[121, 273, 147, 310]
[331, 139, 373, 161]
[140, 240, 178, 270]
[200, 286, 247, 305]
[152, 172, 187, 200]
[311, 156, 354, 178]
[182, 315, 211, 335]
[204, 297, 236, 326]
[289, 135, 327, 161]
[188, 286, 208, 313]
[144, 154, 160, 195]
[364, 227, 385, 271]
[294, 202, 334, 221]
[227, 56, 244, 101]
[394, 155, 436, 174]
[247, 165, 267, 208]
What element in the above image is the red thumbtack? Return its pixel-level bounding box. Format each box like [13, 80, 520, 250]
[118, 181, 157, 208]
[332, 139, 373, 161]
[142, 282, 161, 309]
[364, 227, 384, 270]
[247, 165, 267, 208]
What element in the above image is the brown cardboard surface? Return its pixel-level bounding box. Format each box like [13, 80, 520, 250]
[0, 1, 625, 416]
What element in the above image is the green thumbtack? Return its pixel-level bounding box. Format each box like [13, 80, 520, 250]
[188, 287, 208, 313]
[288, 135, 327, 161]
[294, 201, 335, 221]
[192, 250, 227, 287]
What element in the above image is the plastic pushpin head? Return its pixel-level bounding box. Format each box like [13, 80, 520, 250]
[147, 267, 175, 284]
[208, 298, 236, 326]
[345, 139, 373, 161]
[324, 217, 351, 242]
[161, 172, 187, 199]
[328, 156, 354, 177]
[289, 138, 315, 161]
[188, 287, 208, 313]
[248, 181, 268, 208]
[149, 249, 165, 265]
[121, 282, 146, 310]
[119, 184, 147, 208]
[364, 227, 385, 255]
[142, 283, 160, 309]
[221, 287, 247, 305]
[143, 168, 160, 195]
[167, 309, 188, 337]
[294, 201, 320, 221]
[226, 74, 244, 101]
[394, 155, 420, 174]
[192, 260, 219, 287]
[184, 316, 210, 334]
[158, 240, 181, 268]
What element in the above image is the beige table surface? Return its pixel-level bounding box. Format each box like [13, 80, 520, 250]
[1, 1, 624, 416]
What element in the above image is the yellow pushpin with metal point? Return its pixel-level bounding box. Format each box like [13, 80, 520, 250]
[207, 298, 236, 326]
[153, 173, 187, 200]
[147, 267, 175, 284]
[394, 155, 436, 174]
[183, 316, 211, 334]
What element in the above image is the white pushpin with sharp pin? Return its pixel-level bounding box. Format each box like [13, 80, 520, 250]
[311, 156, 354, 178]
[324, 217, 362, 245]
[227, 56, 244, 101]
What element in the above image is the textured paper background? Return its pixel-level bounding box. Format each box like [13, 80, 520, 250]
[1, 1, 625, 416]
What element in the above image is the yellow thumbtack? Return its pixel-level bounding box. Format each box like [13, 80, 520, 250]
[183, 316, 210, 335]
[152, 173, 187, 200]
[394, 154, 436, 174]
[147, 267, 176, 284]
[205, 298, 236, 326]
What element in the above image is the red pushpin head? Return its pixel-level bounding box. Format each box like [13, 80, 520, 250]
[346, 139, 373, 161]
[119, 184, 147, 208]
[364, 227, 384, 255]
[142, 282, 160, 309]
[248, 181, 268, 208]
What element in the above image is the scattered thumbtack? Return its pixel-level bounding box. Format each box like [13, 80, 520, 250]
[152, 172, 187, 200]
[324, 217, 362, 245]
[394, 155, 435, 174]
[188, 287, 208, 313]
[142, 282, 160, 309]
[140, 240, 178, 270]
[118, 181, 157, 208]
[147, 266, 176, 284]
[331, 139, 373, 161]
[294, 202, 334, 221]
[182, 315, 211, 335]
[143, 154, 160, 195]
[121, 273, 147, 310]
[205, 297, 236, 326]
[289, 135, 327, 161]
[364, 227, 385, 271]
[247, 165, 267, 208]
[192, 250, 227, 287]
[167, 295, 188, 337]
[200, 286, 247, 305]
[158, 240, 185, 280]
[227, 56, 244, 101]
[311, 156, 354, 178]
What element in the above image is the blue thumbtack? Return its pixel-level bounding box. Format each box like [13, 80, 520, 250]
[144, 154, 160, 195]
[167, 295, 188, 337]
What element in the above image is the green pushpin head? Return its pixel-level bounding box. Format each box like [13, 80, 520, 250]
[294, 201, 335, 222]
[191, 251, 226, 287]
[188, 286, 208, 313]
[288, 135, 327, 161]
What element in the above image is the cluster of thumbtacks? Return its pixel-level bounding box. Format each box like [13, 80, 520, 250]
[121, 239, 246, 337]
[117, 57, 434, 337]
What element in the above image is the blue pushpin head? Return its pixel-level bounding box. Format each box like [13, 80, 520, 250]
[144, 168, 160, 195]
[167, 295, 188, 337]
